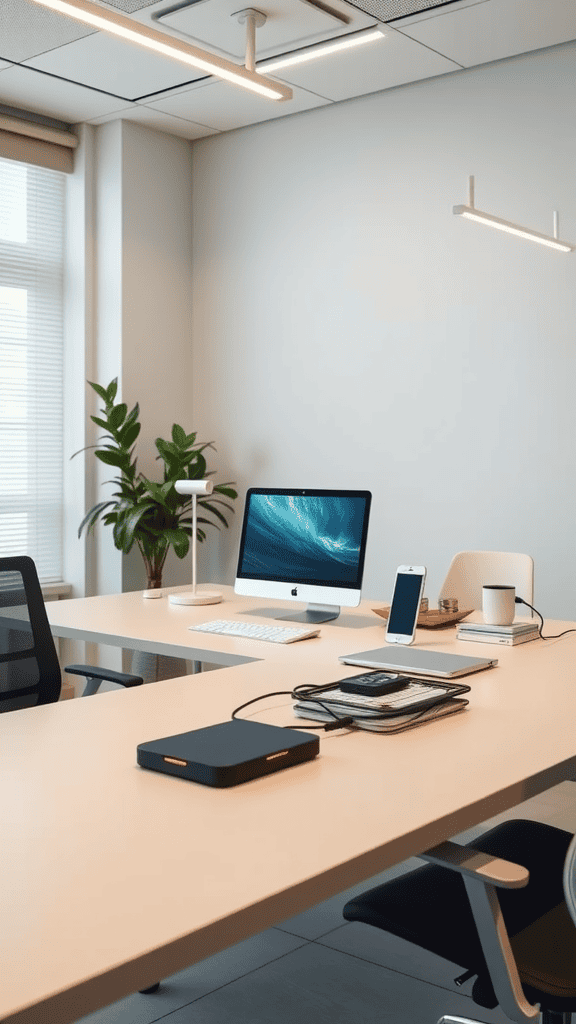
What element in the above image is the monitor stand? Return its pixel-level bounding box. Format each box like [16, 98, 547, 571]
[277, 603, 340, 624]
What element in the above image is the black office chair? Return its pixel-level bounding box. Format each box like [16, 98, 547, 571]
[343, 817, 576, 1024]
[0, 554, 143, 709]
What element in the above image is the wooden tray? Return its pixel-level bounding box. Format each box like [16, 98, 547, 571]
[372, 606, 474, 629]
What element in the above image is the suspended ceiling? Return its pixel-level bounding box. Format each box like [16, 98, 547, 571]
[0, 0, 575, 138]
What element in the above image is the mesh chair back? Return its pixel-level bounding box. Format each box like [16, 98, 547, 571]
[0, 556, 61, 711]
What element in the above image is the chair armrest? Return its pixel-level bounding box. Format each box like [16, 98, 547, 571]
[421, 841, 529, 889]
[65, 664, 144, 688]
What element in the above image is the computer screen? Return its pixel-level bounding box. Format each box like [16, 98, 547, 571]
[235, 488, 372, 623]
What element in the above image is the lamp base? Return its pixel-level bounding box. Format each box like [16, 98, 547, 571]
[168, 590, 222, 606]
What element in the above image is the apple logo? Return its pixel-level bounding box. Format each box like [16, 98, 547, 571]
[291, 586, 298, 597]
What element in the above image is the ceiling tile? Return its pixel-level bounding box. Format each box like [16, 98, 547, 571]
[396, 0, 576, 67]
[388, 0, 488, 27]
[24, 32, 205, 101]
[0, 65, 134, 122]
[339, 0, 463, 20]
[97, 0, 159, 10]
[146, 78, 330, 132]
[158, 0, 348, 61]
[267, 23, 460, 100]
[89, 103, 219, 138]
[0, 62, 13, 72]
[0, 0, 94, 62]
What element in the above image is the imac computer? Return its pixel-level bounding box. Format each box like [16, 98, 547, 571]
[234, 488, 372, 623]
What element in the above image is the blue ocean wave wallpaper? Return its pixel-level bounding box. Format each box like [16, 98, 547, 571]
[240, 494, 367, 585]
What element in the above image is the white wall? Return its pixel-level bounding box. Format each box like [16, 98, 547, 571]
[190, 41, 576, 619]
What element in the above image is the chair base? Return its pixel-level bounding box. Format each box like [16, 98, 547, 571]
[438, 1013, 572, 1024]
[438, 1017, 489, 1024]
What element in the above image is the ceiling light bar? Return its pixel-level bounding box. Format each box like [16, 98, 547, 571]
[453, 176, 574, 253]
[26, 0, 293, 101]
[257, 26, 386, 74]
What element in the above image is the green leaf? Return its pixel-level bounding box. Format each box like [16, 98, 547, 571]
[107, 378, 118, 403]
[155, 437, 178, 460]
[205, 498, 235, 515]
[119, 421, 140, 448]
[88, 380, 109, 402]
[164, 528, 190, 558]
[214, 485, 238, 499]
[123, 402, 140, 429]
[90, 415, 112, 431]
[199, 502, 230, 528]
[172, 423, 187, 447]
[95, 449, 128, 468]
[109, 403, 127, 430]
[184, 431, 197, 446]
[77, 500, 115, 537]
[113, 503, 156, 553]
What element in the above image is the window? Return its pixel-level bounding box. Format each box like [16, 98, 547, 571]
[0, 156, 65, 583]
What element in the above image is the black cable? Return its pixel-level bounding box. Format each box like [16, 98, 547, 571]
[515, 597, 576, 640]
[231, 684, 462, 733]
[230, 691, 354, 731]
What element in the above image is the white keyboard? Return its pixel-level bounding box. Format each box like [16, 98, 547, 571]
[188, 619, 321, 644]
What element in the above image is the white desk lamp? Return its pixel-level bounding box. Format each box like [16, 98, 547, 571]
[168, 480, 222, 606]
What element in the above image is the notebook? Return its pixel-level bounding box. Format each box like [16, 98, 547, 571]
[338, 646, 497, 678]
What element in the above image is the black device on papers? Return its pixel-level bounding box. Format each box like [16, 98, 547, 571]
[293, 676, 471, 733]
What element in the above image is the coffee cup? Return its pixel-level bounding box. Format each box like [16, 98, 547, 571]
[482, 585, 515, 626]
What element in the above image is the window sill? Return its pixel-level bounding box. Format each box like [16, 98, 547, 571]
[42, 582, 72, 601]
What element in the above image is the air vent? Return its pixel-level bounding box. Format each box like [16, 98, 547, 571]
[97, 0, 159, 12]
[339, 0, 463, 23]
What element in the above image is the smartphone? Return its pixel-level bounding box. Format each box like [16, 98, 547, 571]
[385, 565, 427, 645]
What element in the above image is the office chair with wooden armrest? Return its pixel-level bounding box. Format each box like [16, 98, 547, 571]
[343, 817, 576, 1024]
[0, 555, 143, 709]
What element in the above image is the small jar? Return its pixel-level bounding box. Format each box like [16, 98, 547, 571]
[420, 597, 429, 613]
[438, 597, 458, 613]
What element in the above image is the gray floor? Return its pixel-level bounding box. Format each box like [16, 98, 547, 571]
[77, 781, 576, 1024]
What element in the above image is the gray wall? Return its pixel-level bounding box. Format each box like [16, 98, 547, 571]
[190, 40, 576, 618]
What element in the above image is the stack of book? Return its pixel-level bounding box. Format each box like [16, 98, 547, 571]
[457, 618, 540, 646]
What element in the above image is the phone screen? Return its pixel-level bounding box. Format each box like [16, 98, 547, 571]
[387, 572, 424, 636]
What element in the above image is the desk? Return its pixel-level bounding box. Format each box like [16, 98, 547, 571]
[45, 584, 384, 668]
[3, 603, 576, 1024]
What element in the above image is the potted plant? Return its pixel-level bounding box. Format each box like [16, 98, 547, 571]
[74, 378, 237, 591]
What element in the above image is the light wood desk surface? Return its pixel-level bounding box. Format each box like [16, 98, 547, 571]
[3, 621, 576, 1024]
[45, 585, 388, 667]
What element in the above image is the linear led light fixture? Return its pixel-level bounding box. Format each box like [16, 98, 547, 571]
[453, 176, 574, 253]
[26, 0, 292, 101]
[257, 25, 386, 74]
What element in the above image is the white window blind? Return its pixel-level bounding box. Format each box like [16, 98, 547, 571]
[0, 156, 65, 583]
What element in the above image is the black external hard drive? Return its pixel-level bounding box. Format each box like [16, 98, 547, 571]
[136, 718, 320, 788]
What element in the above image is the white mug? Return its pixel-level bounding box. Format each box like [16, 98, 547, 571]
[482, 585, 515, 626]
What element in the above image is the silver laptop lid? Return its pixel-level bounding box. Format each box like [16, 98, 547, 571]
[338, 646, 497, 678]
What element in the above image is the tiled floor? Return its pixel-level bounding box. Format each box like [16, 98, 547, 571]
[78, 782, 576, 1024]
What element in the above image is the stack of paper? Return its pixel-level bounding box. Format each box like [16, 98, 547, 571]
[293, 699, 468, 732]
[293, 679, 470, 732]
[457, 619, 539, 646]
